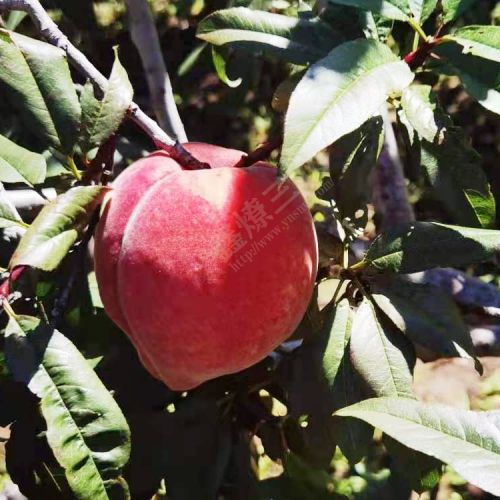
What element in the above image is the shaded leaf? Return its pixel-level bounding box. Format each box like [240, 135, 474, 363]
[0, 135, 47, 187]
[4, 315, 131, 500]
[337, 397, 500, 496]
[79, 50, 133, 156]
[350, 298, 415, 399]
[325, 116, 384, 221]
[197, 8, 343, 66]
[0, 30, 80, 154]
[272, 70, 305, 113]
[280, 39, 413, 176]
[442, 0, 479, 24]
[212, 46, 242, 88]
[435, 42, 500, 114]
[371, 277, 480, 370]
[401, 85, 495, 228]
[325, 0, 410, 21]
[448, 26, 500, 63]
[9, 186, 109, 272]
[408, 0, 438, 23]
[384, 435, 443, 493]
[5, 11, 27, 31]
[0, 186, 28, 230]
[355, 221, 500, 274]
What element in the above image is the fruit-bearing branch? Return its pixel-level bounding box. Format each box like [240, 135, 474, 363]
[0, 0, 208, 169]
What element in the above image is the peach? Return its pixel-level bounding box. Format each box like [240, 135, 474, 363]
[94, 143, 318, 390]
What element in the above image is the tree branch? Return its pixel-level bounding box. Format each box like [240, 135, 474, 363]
[0, 0, 206, 168]
[123, 0, 187, 142]
[370, 106, 415, 230]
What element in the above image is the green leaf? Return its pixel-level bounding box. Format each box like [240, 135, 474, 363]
[408, 0, 438, 24]
[79, 50, 133, 156]
[9, 186, 110, 272]
[280, 39, 413, 177]
[211, 46, 242, 88]
[401, 85, 496, 228]
[0, 30, 80, 154]
[442, 0, 479, 24]
[371, 277, 481, 371]
[435, 42, 500, 115]
[448, 26, 500, 63]
[384, 435, 442, 493]
[197, 8, 343, 66]
[350, 298, 415, 399]
[0, 186, 28, 230]
[356, 222, 500, 274]
[337, 397, 500, 496]
[325, 0, 410, 21]
[325, 116, 384, 221]
[0, 134, 47, 187]
[281, 299, 372, 464]
[401, 85, 442, 143]
[5, 11, 27, 31]
[4, 315, 131, 500]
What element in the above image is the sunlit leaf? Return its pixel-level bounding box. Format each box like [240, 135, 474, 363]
[325, 0, 410, 21]
[448, 26, 500, 63]
[0, 30, 80, 154]
[79, 50, 133, 156]
[337, 397, 500, 496]
[197, 7, 343, 65]
[9, 186, 110, 272]
[4, 315, 131, 500]
[280, 39, 413, 177]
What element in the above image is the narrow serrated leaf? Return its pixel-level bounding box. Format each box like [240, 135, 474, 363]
[350, 298, 415, 399]
[0, 134, 46, 187]
[79, 50, 133, 155]
[337, 397, 500, 496]
[211, 46, 242, 88]
[9, 186, 110, 271]
[197, 8, 343, 65]
[357, 221, 500, 274]
[280, 39, 413, 177]
[0, 30, 80, 153]
[4, 315, 131, 500]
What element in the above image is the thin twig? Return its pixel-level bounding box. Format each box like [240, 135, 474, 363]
[123, 0, 187, 142]
[0, 0, 207, 169]
[234, 137, 283, 168]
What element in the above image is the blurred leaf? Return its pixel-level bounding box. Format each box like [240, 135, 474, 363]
[435, 42, 500, 114]
[350, 298, 415, 399]
[325, 0, 410, 21]
[371, 277, 480, 370]
[9, 186, 109, 272]
[0, 134, 47, 186]
[325, 116, 384, 220]
[212, 46, 242, 87]
[401, 85, 495, 228]
[448, 26, 500, 63]
[408, 0, 438, 23]
[0, 187, 28, 230]
[384, 435, 443, 493]
[5, 11, 27, 31]
[0, 30, 80, 154]
[178, 43, 207, 76]
[197, 8, 343, 65]
[79, 50, 133, 156]
[337, 397, 500, 496]
[280, 39, 413, 177]
[272, 70, 305, 113]
[355, 222, 500, 274]
[442, 0, 479, 23]
[4, 315, 131, 500]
